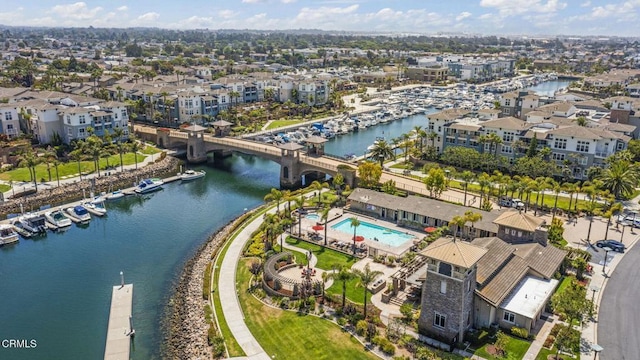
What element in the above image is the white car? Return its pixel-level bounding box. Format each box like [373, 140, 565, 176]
[499, 197, 525, 209]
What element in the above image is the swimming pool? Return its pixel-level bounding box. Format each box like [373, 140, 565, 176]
[331, 219, 414, 247]
[305, 213, 320, 221]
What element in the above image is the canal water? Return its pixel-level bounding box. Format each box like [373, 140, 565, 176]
[0, 80, 569, 360]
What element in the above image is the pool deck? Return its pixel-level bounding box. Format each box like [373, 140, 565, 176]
[301, 210, 422, 257]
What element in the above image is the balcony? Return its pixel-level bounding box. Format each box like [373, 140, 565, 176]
[595, 150, 612, 158]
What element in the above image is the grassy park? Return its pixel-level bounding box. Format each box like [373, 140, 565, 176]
[237, 258, 377, 360]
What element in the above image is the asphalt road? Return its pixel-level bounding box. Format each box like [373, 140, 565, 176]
[599, 238, 640, 360]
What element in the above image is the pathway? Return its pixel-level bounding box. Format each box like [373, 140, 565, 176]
[1, 149, 158, 200]
[217, 208, 272, 360]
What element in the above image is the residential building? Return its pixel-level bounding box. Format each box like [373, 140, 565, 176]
[405, 66, 449, 82]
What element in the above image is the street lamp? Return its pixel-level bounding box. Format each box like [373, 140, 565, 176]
[602, 246, 612, 274]
[591, 344, 603, 360]
[589, 285, 600, 316]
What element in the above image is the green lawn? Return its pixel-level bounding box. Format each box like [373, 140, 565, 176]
[274, 245, 307, 265]
[266, 119, 306, 130]
[0, 184, 10, 193]
[285, 237, 358, 270]
[556, 276, 575, 295]
[0, 152, 146, 182]
[326, 277, 371, 305]
[535, 346, 577, 360]
[472, 331, 531, 360]
[140, 144, 161, 155]
[237, 258, 377, 360]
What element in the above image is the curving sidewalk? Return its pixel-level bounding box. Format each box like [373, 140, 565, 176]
[218, 209, 272, 360]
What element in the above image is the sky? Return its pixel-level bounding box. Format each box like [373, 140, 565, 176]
[0, 0, 638, 36]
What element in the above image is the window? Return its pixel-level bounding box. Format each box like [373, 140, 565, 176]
[552, 153, 565, 161]
[121, 110, 127, 118]
[434, 312, 446, 328]
[4, 112, 12, 121]
[504, 99, 511, 106]
[7, 124, 13, 130]
[79, 115, 86, 124]
[576, 141, 590, 153]
[438, 262, 452, 277]
[440, 280, 447, 294]
[503, 311, 515, 323]
[578, 156, 588, 165]
[66, 115, 71, 124]
[503, 132, 514, 142]
[554, 138, 567, 149]
[511, 229, 516, 236]
[466, 280, 471, 293]
[501, 145, 512, 154]
[617, 142, 625, 150]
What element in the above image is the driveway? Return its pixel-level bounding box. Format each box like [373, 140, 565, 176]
[598, 237, 640, 360]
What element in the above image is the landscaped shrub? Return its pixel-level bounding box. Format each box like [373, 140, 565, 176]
[510, 326, 529, 339]
[381, 342, 396, 355]
[337, 317, 347, 326]
[543, 335, 555, 349]
[280, 297, 289, 309]
[549, 323, 563, 337]
[356, 320, 368, 336]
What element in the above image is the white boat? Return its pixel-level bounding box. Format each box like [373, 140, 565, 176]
[45, 209, 72, 229]
[0, 224, 19, 245]
[84, 200, 107, 217]
[180, 169, 206, 181]
[18, 213, 48, 234]
[104, 190, 125, 201]
[66, 205, 92, 223]
[135, 178, 164, 194]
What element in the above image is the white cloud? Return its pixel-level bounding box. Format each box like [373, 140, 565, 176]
[50, 2, 103, 20]
[137, 12, 160, 22]
[456, 11, 472, 21]
[580, 1, 591, 7]
[480, 0, 566, 16]
[218, 10, 237, 19]
[117, 6, 128, 11]
[242, 0, 265, 3]
[281, 0, 297, 3]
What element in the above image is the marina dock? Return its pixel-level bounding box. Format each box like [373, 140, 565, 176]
[104, 284, 133, 360]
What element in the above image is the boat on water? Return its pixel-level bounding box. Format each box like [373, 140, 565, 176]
[17, 213, 48, 234]
[179, 169, 206, 182]
[134, 178, 164, 194]
[65, 205, 92, 223]
[84, 200, 107, 217]
[45, 209, 73, 229]
[104, 190, 125, 201]
[0, 224, 19, 245]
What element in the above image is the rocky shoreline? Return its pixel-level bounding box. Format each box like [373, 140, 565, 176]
[0, 156, 181, 217]
[162, 216, 243, 359]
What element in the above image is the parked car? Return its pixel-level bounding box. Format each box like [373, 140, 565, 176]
[499, 197, 525, 210]
[616, 213, 640, 228]
[595, 239, 626, 253]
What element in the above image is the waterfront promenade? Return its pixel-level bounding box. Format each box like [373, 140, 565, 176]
[104, 284, 133, 360]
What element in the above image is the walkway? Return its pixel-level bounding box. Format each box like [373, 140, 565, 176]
[217, 208, 272, 360]
[1, 148, 158, 200]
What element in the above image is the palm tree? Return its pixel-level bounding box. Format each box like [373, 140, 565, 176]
[450, 215, 466, 241]
[294, 196, 305, 236]
[401, 133, 412, 163]
[84, 136, 103, 176]
[412, 125, 425, 152]
[562, 182, 576, 214]
[129, 140, 141, 169]
[112, 127, 126, 172]
[350, 217, 361, 255]
[460, 170, 475, 207]
[477, 173, 492, 210]
[264, 188, 284, 213]
[18, 149, 40, 191]
[310, 180, 328, 206]
[584, 200, 599, 243]
[464, 211, 483, 240]
[43, 146, 57, 182]
[320, 206, 330, 246]
[352, 264, 383, 319]
[328, 266, 355, 309]
[599, 160, 638, 199]
[604, 202, 624, 240]
[369, 139, 394, 167]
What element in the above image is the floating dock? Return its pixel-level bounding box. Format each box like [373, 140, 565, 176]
[104, 284, 133, 360]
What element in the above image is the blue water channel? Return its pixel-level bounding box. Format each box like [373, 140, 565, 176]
[0, 80, 569, 359]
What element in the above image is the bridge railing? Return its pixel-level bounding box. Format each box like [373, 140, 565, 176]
[170, 131, 188, 139]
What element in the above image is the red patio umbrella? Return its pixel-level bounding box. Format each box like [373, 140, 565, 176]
[424, 227, 438, 233]
[353, 235, 365, 242]
[312, 225, 324, 231]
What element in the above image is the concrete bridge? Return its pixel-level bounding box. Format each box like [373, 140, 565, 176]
[134, 125, 357, 188]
